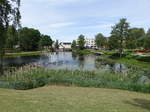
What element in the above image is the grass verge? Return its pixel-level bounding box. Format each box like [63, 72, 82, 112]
[5, 51, 50, 57]
[0, 86, 150, 112]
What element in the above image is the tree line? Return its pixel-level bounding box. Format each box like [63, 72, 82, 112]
[0, 0, 21, 74]
[5, 26, 54, 51]
[72, 19, 150, 54]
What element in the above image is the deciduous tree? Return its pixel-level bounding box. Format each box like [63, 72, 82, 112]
[95, 33, 107, 48]
[55, 40, 59, 49]
[18, 27, 41, 51]
[78, 34, 85, 50]
[0, 0, 21, 74]
[39, 35, 53, 48]
[111, 18, 129, 57]
[71, 40, 76, 49]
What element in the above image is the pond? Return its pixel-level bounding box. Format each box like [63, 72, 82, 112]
[3, 52, 131, 73]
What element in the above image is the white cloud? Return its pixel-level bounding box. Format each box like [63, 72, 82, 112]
[49, 22, 76, 28]
[20, 0, 150, 42]
[79, 24, 114, 29]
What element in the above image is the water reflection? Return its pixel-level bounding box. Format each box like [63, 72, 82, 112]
[3, 52, 131, 73]
[78, 54, 85, 69]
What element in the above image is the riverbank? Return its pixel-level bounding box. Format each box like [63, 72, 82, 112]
[72, 49, 150, 68]
[115, 58, 150, 68]
[0, 86, 150, 112]
[72, 49, 92, 55]
[93, 49, 150, 68]
[5, 51, 50, 57]
[1, 66, 150, 93]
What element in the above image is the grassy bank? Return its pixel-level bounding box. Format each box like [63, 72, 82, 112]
[0, 86, 150, 112]
[93, 50, 150, 68]
[115, 58, 150, 68]
[5, 51, 50, 57]
[1, 66, 150, 93]
[73, 49, 92, 55]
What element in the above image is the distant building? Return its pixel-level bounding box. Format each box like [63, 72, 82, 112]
[85, 38, 96, 48]
[59, 42, 72, 49]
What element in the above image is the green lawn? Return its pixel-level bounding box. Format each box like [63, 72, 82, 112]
[0, 86, 150, 112]
[116, 58, 150, 68]
[5, 51, 50, 57]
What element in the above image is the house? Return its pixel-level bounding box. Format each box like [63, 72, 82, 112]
[85, 38, 96, 48]
[59, 42, 72, 50]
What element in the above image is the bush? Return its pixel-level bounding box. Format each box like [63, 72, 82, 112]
[136, 56, 150, 62]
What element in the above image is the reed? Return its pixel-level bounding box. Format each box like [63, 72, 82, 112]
[0, 65, 150, 93]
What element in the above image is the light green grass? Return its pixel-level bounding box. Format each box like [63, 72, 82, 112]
[0, 86, 150, 112]
[96, 50, 150, 68]
[116, 58, 150, 68]
[5, 51, 50, 57]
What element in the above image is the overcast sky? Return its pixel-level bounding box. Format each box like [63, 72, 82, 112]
[21, 0, 150, 42]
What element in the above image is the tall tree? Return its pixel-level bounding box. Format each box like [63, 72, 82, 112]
[78, 34, 85, 50]
[71, 40, 76, 49]
[55, 40, 59, 49]
[39, 35, 53, 48]
[144, 35, 150, 49]
[0, 0, 21, 74]
[5, 26, 18, 49]
[18, 27, 41, 51]
[147, 29, 150, 35]
[95, 33, 107, 48]
[127, 28, 145, 49]
[144, 29, 150, 49]
[108, 36, 120, 50]
[111, 18, 129, 57]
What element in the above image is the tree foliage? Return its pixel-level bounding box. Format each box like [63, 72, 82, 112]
[95, 33, 107, 48]
[111, 18, 129, 57]
[78, 34, 85, 50]
[108, 36, 120, 50]
[0, 0, 21, 74]
[55, 40, 59, 49]
[126, 28, 145, 49]
[18, 27, 41, 51]
[39, 35, 53, 47]
[144, 30, 150, 49]
[5, 26, 18, 49]
[71, 40, 76, 49]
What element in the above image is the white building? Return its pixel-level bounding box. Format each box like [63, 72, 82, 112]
[59, 42, 72, 49]
[85, 38, 96, 48]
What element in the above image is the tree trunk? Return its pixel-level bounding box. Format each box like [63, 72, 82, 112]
[0, 53, 4, 75]
[119, 38, 124, 58]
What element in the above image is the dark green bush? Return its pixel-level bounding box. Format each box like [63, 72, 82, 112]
[136, 56, 150, 62]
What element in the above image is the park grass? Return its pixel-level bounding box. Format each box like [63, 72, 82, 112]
[0, 86, 150, 112]
[116, 58, 150, 68]
[95, 50, 150, 68]
[5, 51, 50, 57]
[73, 49, 92, 55]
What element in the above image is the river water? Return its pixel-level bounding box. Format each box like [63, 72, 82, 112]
[3, 52, 131, 73]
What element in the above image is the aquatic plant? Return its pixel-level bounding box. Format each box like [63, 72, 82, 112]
[0, 65, 150, 93]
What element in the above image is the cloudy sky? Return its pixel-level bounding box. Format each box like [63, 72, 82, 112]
[21, 0, 150, 42]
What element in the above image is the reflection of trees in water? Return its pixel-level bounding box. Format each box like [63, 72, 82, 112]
[114, 64, 128, 74]
[78, 54, 85, 69]
[95, 59, 103, 69]
[95, 57, 115, 70]
[39, 55, 50, 67]
[94, 57, 129, 74]
[72, 53, 77, 60]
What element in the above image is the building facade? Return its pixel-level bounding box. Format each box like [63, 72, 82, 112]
[85, 38, 96, 48]
[59, 42, 72, 49]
